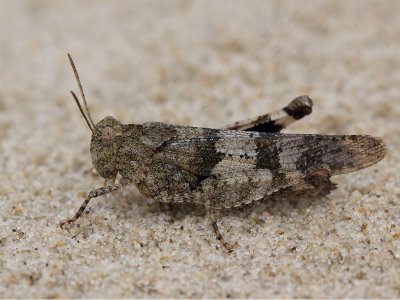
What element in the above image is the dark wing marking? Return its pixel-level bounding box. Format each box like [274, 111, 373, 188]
[279, 134, 386, 175]
[153, 129, 386, 177]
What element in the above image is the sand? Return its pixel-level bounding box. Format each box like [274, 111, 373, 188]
[0, 0, 399, 298]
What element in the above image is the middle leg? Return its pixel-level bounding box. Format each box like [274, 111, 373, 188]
[205, 201, 235, 253]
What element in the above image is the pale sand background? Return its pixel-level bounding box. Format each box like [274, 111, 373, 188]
[0, 0, 399, 298]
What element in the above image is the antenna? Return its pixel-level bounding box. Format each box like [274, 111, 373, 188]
[67, 53, 95, 131]
[70, 91, 94, 132]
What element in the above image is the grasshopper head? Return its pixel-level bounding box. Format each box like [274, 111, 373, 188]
[67, 54, 123, 179]
[90, 116, 123, 178]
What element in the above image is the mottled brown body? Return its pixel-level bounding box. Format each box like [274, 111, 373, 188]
[60, 55, 387, 252]
[96, 121, 384, 209]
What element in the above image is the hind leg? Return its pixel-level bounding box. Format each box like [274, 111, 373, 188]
[274, 168, 337, 200]
[224, 95, 313, 133]
[306, 169, 337, 197]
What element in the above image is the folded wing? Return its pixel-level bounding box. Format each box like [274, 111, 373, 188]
[153, 128, 386, 177]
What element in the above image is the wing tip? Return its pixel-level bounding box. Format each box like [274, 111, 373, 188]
[333, 135, 387, 175]
[365, 135, 387, 163]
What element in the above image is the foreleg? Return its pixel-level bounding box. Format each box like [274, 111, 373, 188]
[60, 178, 132, 227]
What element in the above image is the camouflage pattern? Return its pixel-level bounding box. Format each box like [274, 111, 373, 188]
[60, 56, 386, 252]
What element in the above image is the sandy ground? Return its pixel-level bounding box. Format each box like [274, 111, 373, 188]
[0, 0, 399, 298]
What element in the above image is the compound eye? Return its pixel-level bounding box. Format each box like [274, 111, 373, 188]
[101, 126, 115, 144]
